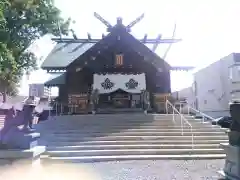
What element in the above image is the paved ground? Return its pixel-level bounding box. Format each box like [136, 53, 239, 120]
[0, 159, 226, 180]
[70, 160, 225, 180]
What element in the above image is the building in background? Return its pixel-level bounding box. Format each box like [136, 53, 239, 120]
[172, 86, 196, 108]
[176, 53, 240, 118]
[29, 84, 50, 98]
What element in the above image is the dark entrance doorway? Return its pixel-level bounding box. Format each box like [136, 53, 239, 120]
[98, 89, 141, 109]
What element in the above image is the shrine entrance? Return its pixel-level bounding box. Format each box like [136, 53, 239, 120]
[98, 89, 142, 109]
[94, 73, 144, 111]
[111, 90, 130, 108]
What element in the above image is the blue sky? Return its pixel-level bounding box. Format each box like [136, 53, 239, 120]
[19, 0, 240, 95]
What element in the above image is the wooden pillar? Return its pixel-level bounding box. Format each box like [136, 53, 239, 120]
[153, 93, 171, 113]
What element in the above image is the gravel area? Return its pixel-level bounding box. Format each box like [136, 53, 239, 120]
[72, 159, 225, 180]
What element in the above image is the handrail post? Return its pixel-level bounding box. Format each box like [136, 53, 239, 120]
[173, 106, 175, 123]
[56, 102, 58, 116]
[191, 129, 194, 150]
[60, 103, 63, 115]
[165, 101, 168, 114]
[48, 104, 51, 120]
[181, 115, 183, 135]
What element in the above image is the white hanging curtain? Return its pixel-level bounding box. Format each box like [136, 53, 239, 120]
[93, 73, 146, 94]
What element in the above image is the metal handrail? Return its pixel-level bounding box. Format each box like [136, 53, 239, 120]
[166, 100, 194, 149]
[186, 105, 215, 123]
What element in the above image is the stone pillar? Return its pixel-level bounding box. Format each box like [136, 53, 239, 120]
[220, 143, 240, 180]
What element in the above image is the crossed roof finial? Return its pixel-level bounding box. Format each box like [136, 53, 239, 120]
[93, 12, 144, 32]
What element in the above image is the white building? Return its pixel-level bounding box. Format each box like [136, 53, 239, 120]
[175, 53, 240, 118]
[29, 84, 50, 98]
[172, 86, 196, 107]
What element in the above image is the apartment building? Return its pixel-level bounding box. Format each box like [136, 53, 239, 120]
[175, 53, 240, 118]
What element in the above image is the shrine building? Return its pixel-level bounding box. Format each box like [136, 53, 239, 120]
[42, 13, 192, 114]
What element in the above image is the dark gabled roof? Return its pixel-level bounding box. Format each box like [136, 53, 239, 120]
[68, 28, 171, 70]
[44, 73, 66, 86]
[119, 31, 171, 70]
[42, 26, 172, 71]
[41, 42, 95, 69]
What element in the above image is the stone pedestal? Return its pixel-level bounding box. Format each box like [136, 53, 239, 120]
[228, 131, 240, 146]
[1, 132, 40, 150]
[219, 143, 240, 180]
[0, 146, 46, 179]
[0, 146, 45, 167]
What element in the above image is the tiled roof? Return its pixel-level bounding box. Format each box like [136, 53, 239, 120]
[41, 42, 95, 69]
[44, 73, 66, 86]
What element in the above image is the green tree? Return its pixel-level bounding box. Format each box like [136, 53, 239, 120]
[0, 0, 71, 102]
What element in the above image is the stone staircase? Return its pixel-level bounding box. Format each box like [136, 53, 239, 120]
[36, 114, 228, 163]
[0, 115, 5, 128]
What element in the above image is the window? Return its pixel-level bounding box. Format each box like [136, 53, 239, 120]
[30, 88, 37, 96]
[237, 66, 240, 76]
[192, 81, 197, 95]
[229, 67, 233, 79]
[229, 65, 240, 81]
[204, 100, 207, 104]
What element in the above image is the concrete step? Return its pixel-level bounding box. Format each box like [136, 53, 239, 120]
[43, 116, 204, 120]
[38, 117, 205, 121]
[42, 131, 226, 137]
[37, 124, 204, 129]
[40, 128, 225, 134]
[42, 154, 226, 163]
[39, 129, 226, 135]
[46, 148, 224, 157]
[37, 127, 215, 132]
[37, 124, 214, 130]
[42, 139, 229, 146]
[47, 143, 222, 150]
[50, 114, 193, 119]
[42, 135, 228, 141]
[40, 117, 197, 122]
[38, 123, 211, 128]
[38, 120, 206, 125]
